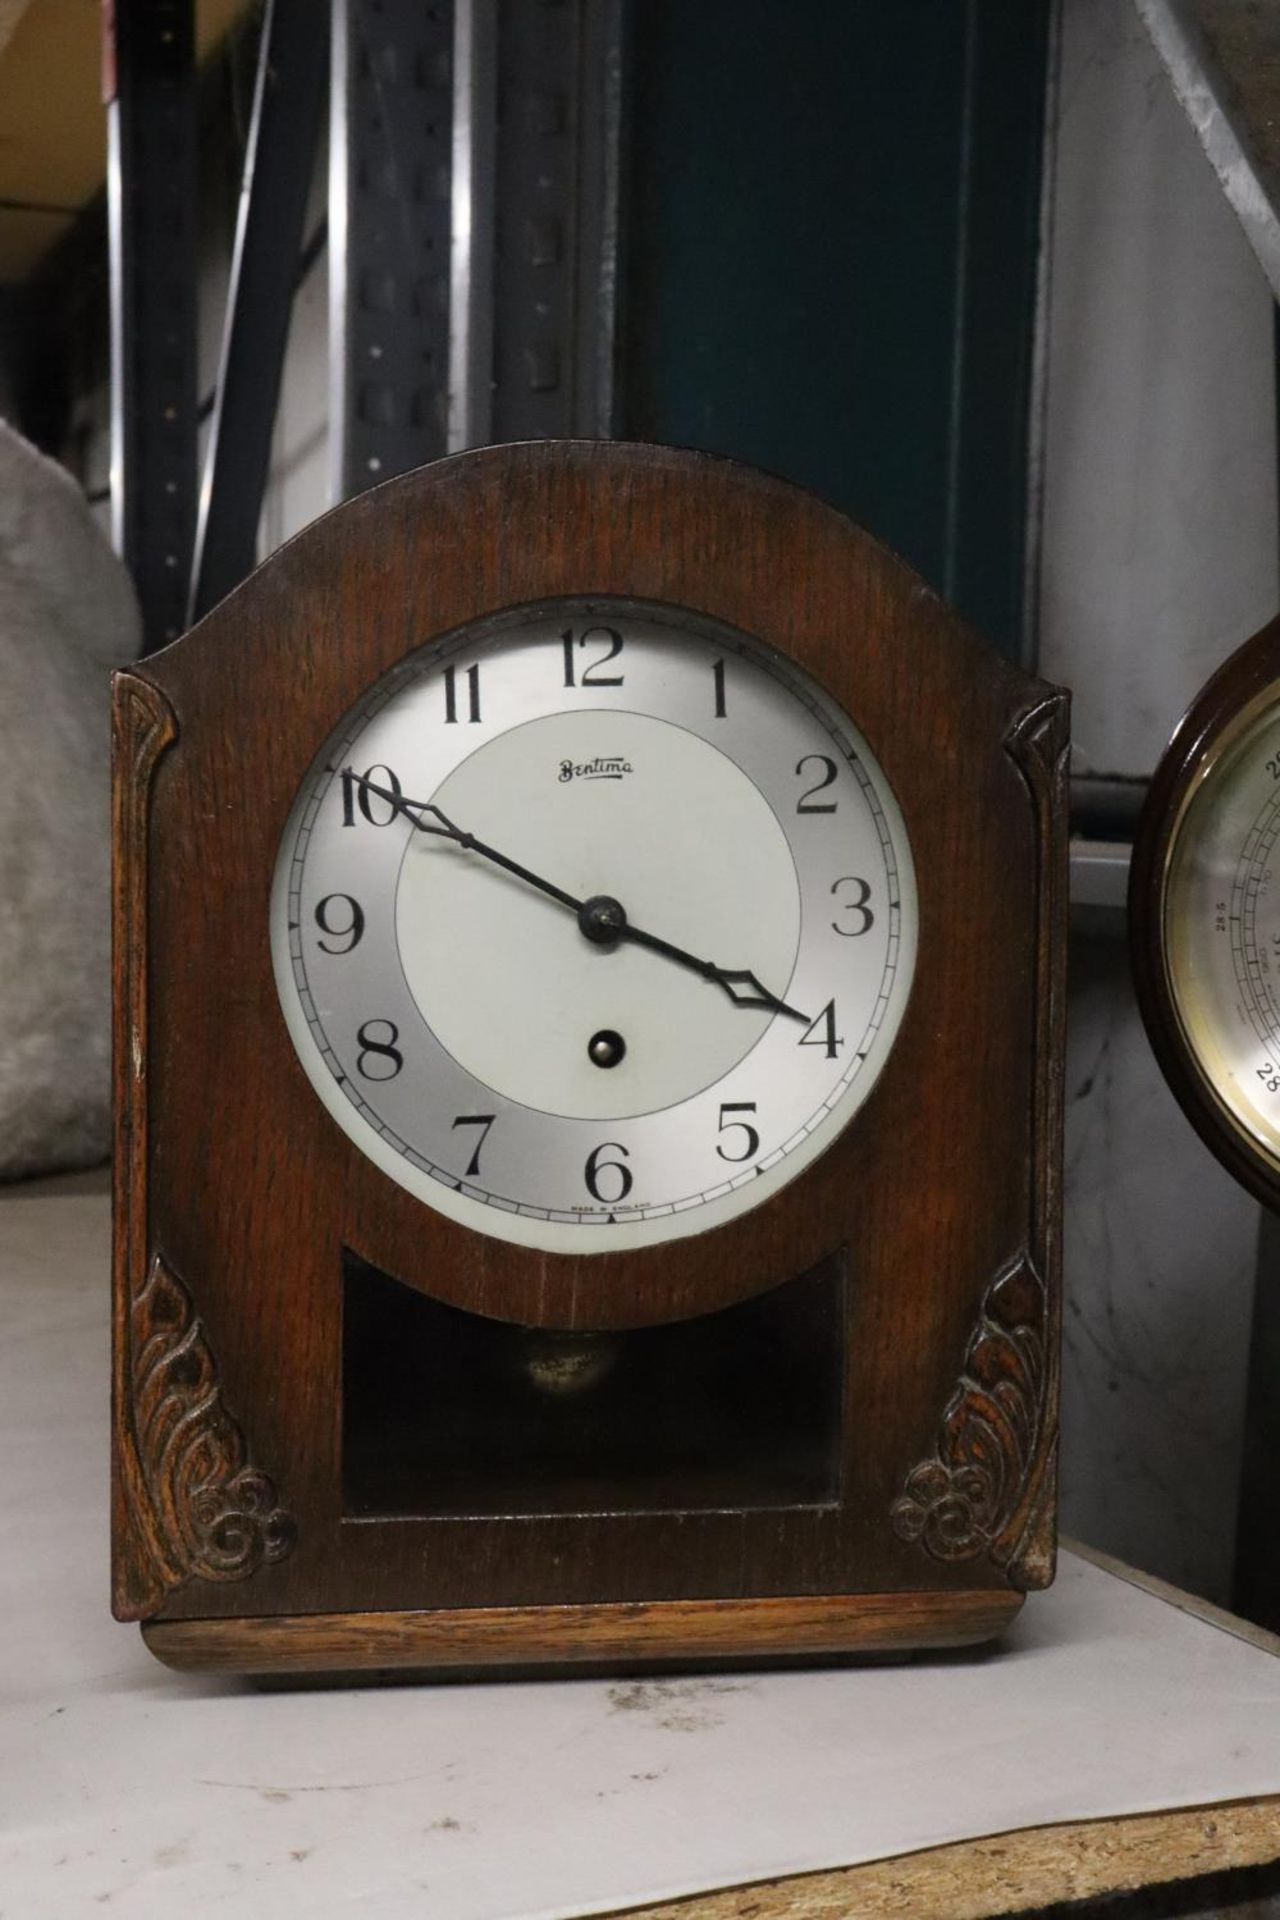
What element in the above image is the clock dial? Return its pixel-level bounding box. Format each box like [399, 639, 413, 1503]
[270, 599, 917, 1252]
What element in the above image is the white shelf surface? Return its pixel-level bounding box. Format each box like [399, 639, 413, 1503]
[3, 1169, 1279, 1919]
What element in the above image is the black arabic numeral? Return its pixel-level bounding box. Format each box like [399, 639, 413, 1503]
[356, 1019, 403, 1080]
[562, 625, 624, 688]
[341, 764, 402, 826]
[799, 999, 843, 1059]
[443, 662, 482, 723]
[831, 876, 874, 936]
[716, 1101, 760, 1163]
[315, 893, 365, 954]
[585, 1141, 632, 1203]
[451, 1113, 496, 1177]
[712, 657, 727, 717]
[796, 755, 838, 813]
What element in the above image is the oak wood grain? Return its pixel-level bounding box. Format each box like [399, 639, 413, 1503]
[142, 1586, 1022, 1673]
[110, 672, 177, 1619]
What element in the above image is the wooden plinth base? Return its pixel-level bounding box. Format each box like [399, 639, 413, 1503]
[142, 1588, 1023, 1678]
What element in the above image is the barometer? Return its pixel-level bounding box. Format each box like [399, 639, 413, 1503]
[112, 441, 1067, 1676]
[1132, 612, 1280, 1207]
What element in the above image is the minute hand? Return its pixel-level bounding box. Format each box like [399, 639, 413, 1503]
[350, 772, 810, 1024]
[615, 921, 810, 1025]
[354, 773, 584, 913]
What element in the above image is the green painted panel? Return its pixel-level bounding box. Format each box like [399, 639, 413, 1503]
[621, 0, 1052, 661]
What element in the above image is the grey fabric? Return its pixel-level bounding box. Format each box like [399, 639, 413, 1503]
[0, 422, 140, 1179]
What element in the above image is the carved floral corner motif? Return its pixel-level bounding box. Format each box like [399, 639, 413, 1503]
[123, 1254, 296, 1602]
[891, 1256, 1050, 1569]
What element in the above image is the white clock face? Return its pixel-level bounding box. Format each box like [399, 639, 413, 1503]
[270, 599, 917, 1253]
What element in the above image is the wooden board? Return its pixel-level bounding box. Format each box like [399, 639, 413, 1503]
[613, 1798, 1280, 1920]
[142, 1586, 1021, 1674]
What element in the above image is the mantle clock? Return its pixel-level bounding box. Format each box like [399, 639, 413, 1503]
[111, 440, 1067, 1678]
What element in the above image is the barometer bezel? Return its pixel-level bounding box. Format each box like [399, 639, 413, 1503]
[1131, 611, 1280, 1211]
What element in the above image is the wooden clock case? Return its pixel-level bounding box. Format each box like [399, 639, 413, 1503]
[112, 440, 1068, 1677]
